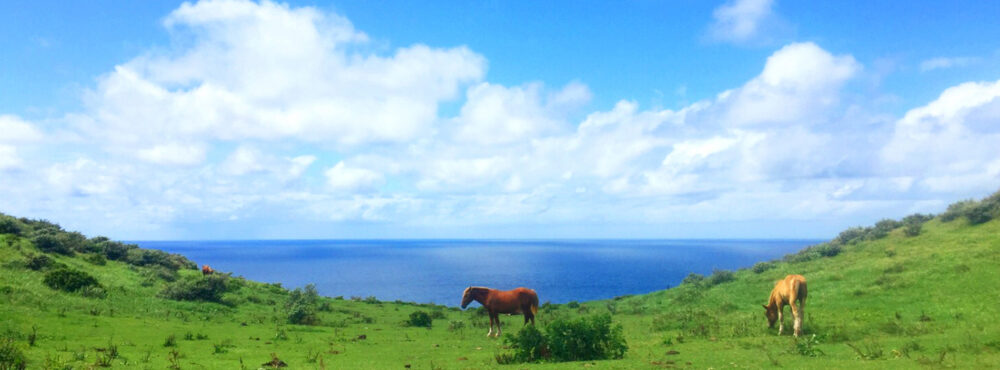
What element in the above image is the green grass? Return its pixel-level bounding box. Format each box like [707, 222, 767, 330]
[2, 213, 1000, 368]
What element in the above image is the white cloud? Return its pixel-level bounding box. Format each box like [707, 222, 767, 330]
[882, 79, 1000, 193]
[77, 0, 485, 157]
[325, 161, 384, 192]
[919, 56, 981, 72]
[719, 42, 860, 126]
[0, 115, 44, 142]
[453, 82, 590, 145]
[708, 0, 777, 44]
[136, 142, 208, 166]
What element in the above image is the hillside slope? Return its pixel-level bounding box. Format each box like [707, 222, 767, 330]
[1, 192, 999, 369]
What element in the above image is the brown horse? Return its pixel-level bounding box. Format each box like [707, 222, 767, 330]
[201, 264, 214, 276]
[461, 286, 539, 337]
[763, 274, 807, 337]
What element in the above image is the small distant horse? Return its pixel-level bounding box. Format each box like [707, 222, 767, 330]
[201, 265, 214, 276]
[461, 286, 539, 337]
[763, 274, 807, 337]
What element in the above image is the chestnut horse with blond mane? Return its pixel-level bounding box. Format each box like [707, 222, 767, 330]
[461, 286, 539, 337]
[763, 274, 807, 337]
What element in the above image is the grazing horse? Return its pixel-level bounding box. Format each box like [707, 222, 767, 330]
[461, 286, 538, 337]
[201, 264, 214, 276]
[763, 274, 807, 337]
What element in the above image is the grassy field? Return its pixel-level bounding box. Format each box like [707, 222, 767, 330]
[2, 199, 1000, 369]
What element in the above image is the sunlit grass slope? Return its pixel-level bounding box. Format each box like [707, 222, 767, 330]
[1, 191, 999, 369]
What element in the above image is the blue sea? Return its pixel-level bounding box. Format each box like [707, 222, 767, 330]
[134, 239, 821, 306]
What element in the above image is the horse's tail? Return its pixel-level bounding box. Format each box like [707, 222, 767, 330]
[530, 291, 539, 316]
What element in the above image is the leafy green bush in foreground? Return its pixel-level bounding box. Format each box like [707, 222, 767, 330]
[502, 314, 627, 363]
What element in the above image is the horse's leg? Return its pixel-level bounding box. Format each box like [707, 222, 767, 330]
[793, 298, 804, 337]
[487, 313, 494, 337]
[495, 313, 502, 337]
[777, 304, 785, 335]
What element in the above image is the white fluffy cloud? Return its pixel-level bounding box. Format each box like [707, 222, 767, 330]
[718, 42, 860, 126]
[0, 115, 44, 171]
[882, 79, 1000, 193]
[77, 0, 485, 160]
[325, 161, 384, 193]
[708, 0, 777, 44]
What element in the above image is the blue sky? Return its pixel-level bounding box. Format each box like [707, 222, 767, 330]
[1, 0, 999, 240]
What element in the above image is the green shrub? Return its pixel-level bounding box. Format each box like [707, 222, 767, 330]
[504, 325, 549, 362]
[0, 338, 27, 370]
[868, 219, 901, 239]
[566, 301, 580, 309]
[681, 273, 705, 286]
[833, 226, 867, 245]
[32, 234, 72, 255]
[0, 215, 23, 236]
[84, 253, 107, 266]
[125, 249, 195, 271]
[966, 202, 996, 225]
[160, 274, 231, 303]
[814, 243, 842, 257]
[903, 222, 922, 237]
[285, 284, 321, 325]
[99, 241, 134, 261]
[499, 314, 628, 364]
[941, 200, 975, 222]
[407, 311, 433, 328]
[706, 269, 735, 286]
[43, 268, 100, 293]
[545, 314, 627, 362]
[751, 261, 775, 274]
[24, 254, 55, 271]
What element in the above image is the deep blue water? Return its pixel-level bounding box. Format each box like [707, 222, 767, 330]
[134, 239, 821, 306]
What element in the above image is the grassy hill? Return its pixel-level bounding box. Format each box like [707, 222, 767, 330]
[1, 191, 999, 369]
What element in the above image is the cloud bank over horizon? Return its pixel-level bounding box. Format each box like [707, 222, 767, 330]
[1, 0, 999, 240]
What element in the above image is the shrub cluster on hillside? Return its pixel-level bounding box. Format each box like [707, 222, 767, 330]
[42, 268, 100, 293]
[160, 274, 232, 303]
[500, 314, 627, 364]
[940, 190, 1000, 225]
[0, 213, 197, 273]
[285, 284, 321, 325]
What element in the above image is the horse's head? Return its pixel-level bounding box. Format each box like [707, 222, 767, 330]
[763, 304, 778, 327]
[461, 287, 475, 309]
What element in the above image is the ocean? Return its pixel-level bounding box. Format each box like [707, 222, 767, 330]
[134, 239, 821, 306]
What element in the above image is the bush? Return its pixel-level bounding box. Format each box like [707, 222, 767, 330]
[285, 284, 321, 325]
[24, 254, 55, 271]
[681, 273, 705, 286]
[499, 314, 627, 364]
[160, 274, 231, 303]
[32, 234, 72, 255]
[966, 202, 996, 225]
[706, 269, 735, 286]
[833, 227, 866, 245]
[84, 253, 107, 266]
[751, 261, 775, 274]
[941, 200, 975, 222]
[0, 215, 23, 236]
[903, 222, 922, 237]
[43, 268, 100, 293]
[99, 241, 134, 261]
[869, 219, 901, 240]
[814, 243, 842, 257]
[407, 311, 433, 328]
[545, 314, 627, 362]
[0, 338, 27, 370]
[504, 325, 549, 362]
